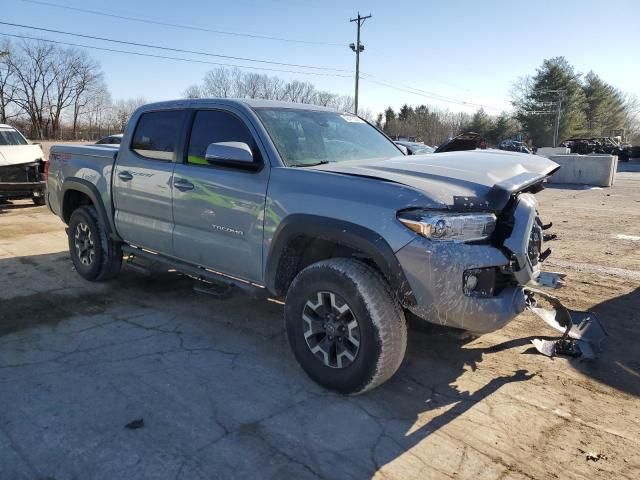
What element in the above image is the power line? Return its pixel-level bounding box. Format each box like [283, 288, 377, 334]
[0, 32, 353, 78]
[17, 0, 345, 47]
[0, 21, 352, 73]
[360, 75, 503, 111]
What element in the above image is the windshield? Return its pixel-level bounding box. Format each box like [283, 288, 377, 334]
[255, 108, 401, 166]
[0, 129, 28, 146]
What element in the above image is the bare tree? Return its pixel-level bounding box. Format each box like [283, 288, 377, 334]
[69, 54, 103, 138]
[109, 97, 146, 133]
[183, 84, 202, 99]
[185, 67, 356, 113]
[6, 40, 57, 139]
[0, 39, 18, 124]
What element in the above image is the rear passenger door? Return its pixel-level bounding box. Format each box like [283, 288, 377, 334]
[172, 108, 269, 283]
[113, 109, 186, 255]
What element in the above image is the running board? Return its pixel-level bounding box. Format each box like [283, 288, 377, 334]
[525, 287, 607, 359]
[122, 245, 267, 299]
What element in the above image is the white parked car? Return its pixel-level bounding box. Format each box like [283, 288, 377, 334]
[0, 124, 46, 205]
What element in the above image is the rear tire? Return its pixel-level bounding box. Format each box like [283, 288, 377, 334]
[32, 195, 46, 206]
[68, 205, 122, 281]
[285, 258, 407, 394]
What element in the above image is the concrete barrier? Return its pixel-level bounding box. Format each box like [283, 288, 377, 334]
[537, 147, 570, 157]
[547, 154, 618, 187]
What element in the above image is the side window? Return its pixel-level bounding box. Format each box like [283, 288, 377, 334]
[131, 110, 185, 160]
[187, 110, 259, 166]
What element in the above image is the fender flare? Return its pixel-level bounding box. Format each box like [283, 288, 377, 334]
[61, 178, 116, 237]
[265, 214, 416, 306]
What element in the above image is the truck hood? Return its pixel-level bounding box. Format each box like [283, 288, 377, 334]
[310, 149, 560, 211]
[0, 145, 44, 167]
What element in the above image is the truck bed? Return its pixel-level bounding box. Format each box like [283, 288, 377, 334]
[47, 144, 118, 221]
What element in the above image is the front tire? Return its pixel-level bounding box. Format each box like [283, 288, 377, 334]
[285, 258, 407, 394]
[68, 205, 122, 281]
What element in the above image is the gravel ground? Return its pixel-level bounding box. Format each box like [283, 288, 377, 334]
[0, 166, 638, 479]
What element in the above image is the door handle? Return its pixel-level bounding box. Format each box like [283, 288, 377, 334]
[173, 178, 195, 191]
[117, 170, 133, 182]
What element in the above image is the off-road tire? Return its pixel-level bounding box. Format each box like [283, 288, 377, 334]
[285, 258, 407, 395]
[68, 205, 122, 281]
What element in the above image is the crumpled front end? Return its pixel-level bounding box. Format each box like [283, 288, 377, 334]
[396, 190, 607, 358]
[396, 192, 543, 333]
[0, 160, 46, 200]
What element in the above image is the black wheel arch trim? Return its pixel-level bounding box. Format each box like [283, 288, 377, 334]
[61, 178, 119, 239]
[265, 214, 416, 306]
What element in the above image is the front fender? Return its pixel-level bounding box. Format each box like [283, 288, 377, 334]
[265, 214, 416, 306]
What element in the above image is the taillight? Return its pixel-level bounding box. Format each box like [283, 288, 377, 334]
[43, 160, 49, 181]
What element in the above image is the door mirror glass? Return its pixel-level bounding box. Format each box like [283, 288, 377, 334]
[205, 142, 257, 169]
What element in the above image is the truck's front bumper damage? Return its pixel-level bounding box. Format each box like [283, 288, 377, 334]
[396, 192, 607, 358]
[396, 238, 527, 333]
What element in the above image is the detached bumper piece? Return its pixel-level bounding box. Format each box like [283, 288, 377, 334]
[526, 287, 607, 360]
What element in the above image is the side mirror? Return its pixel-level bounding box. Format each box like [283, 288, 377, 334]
[396, 144, 409, 155]
[205, 142, 259, 170]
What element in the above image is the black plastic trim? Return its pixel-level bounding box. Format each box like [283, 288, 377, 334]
[265, 214, 416, 306]
[61, 178, 114, 235]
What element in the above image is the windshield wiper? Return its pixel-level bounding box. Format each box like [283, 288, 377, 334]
[292, 160, 330, 167]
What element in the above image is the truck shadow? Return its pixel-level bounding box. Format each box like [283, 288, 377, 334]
[0, 199, 40, 213]
[569, 286, 640, 397]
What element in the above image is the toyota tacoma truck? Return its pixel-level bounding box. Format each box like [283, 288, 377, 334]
[46, 99, 605, 394]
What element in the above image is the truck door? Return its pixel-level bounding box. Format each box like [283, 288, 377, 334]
[113, 109, 186, 254]
[172, 108, 269, 283]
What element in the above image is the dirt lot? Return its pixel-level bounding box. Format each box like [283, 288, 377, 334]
[0, 166, 639, 479]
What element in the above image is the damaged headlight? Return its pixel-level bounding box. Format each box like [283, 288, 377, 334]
[397, 211, 496, 243]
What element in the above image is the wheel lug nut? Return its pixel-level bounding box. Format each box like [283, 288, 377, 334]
[328, 335, 333, 341]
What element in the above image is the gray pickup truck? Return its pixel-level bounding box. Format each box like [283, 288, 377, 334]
[47, 99, 604, 394]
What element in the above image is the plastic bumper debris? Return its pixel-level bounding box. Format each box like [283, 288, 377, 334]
[526, 288, 607, 359]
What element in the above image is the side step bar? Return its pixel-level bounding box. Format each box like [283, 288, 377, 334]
[121, 245, 268, 299]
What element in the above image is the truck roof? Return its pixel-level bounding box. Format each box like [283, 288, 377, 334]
[137, 98, 338, 113]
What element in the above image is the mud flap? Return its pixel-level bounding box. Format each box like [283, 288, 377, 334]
[525, 287, 607, 359]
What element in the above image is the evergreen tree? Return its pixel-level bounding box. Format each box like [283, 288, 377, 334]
[467, 108, 494, 137]
[513, 57, 587, 146]
[583, 71, 626, 136]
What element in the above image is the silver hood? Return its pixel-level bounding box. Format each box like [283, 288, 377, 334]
[311, 149, 560, 211]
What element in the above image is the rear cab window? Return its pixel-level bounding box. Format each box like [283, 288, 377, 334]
[131, 110, 186, 160]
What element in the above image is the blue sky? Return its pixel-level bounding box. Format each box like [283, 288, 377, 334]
[3, 0, 640, 116]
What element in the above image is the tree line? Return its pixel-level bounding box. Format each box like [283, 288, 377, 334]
[0, 39, 146, 140]
[381, 57, 639, 147]
[511, 57, 639, 146]
[183, 67, 363, 118]
[2, 41, 637, 147]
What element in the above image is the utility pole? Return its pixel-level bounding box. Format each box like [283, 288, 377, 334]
[553, 94, 562, 147]
[349, 12, 371, 115]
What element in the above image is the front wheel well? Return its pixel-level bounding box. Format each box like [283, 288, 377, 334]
[273, 236, 386, 299]
[62, 189, 94, 224]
